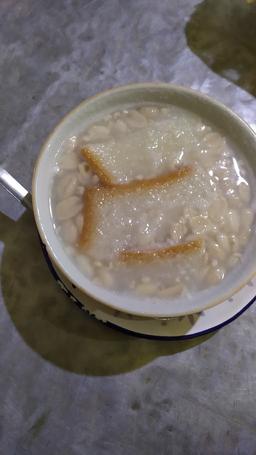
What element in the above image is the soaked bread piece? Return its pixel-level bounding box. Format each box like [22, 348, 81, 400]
[79, 167, 191, 254]
[79, 166, 216, 261]
[80, 118, 194, 184]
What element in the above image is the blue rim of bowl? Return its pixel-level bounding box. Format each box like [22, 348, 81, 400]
[40, 240, 256, 340]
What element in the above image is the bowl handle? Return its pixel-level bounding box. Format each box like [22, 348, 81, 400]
[0, 166, 32, 210]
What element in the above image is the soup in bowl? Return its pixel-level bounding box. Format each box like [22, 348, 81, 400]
[32, 83, 256, 317]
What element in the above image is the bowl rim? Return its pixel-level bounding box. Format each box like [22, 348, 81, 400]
[32, 82, 256, 317]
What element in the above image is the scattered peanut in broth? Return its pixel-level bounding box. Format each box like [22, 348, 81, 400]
[51, 104, 255, 300]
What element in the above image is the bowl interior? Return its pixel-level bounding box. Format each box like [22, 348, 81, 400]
[32, 83, 256, 317]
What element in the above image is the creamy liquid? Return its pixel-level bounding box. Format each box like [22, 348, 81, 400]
[50, 105, 255, 299]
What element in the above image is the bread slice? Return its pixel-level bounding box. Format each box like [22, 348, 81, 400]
[78, 165, 217, 261]
[79, 165, 216, 262]
[79, 166, 192, 252]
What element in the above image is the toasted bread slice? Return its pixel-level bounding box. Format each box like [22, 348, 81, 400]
[79, 165, 217, 261]
[79, 167, 195, 259]
[80, 164, 218, 264]
[81, 119, 187, 184]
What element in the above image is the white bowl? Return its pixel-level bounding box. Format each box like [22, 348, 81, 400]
[32, 83, 256, 318]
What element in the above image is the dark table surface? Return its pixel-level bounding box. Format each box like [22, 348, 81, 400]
[0, 1, 256, 454]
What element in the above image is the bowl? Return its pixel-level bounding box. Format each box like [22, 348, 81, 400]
[32, 83, 256, 318]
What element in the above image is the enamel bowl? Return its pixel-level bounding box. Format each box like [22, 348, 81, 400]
[32, 83, 256, 318]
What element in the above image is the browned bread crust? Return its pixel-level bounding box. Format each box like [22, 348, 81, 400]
[81, 147, 113, 185]
[119, 239, 202, 263]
